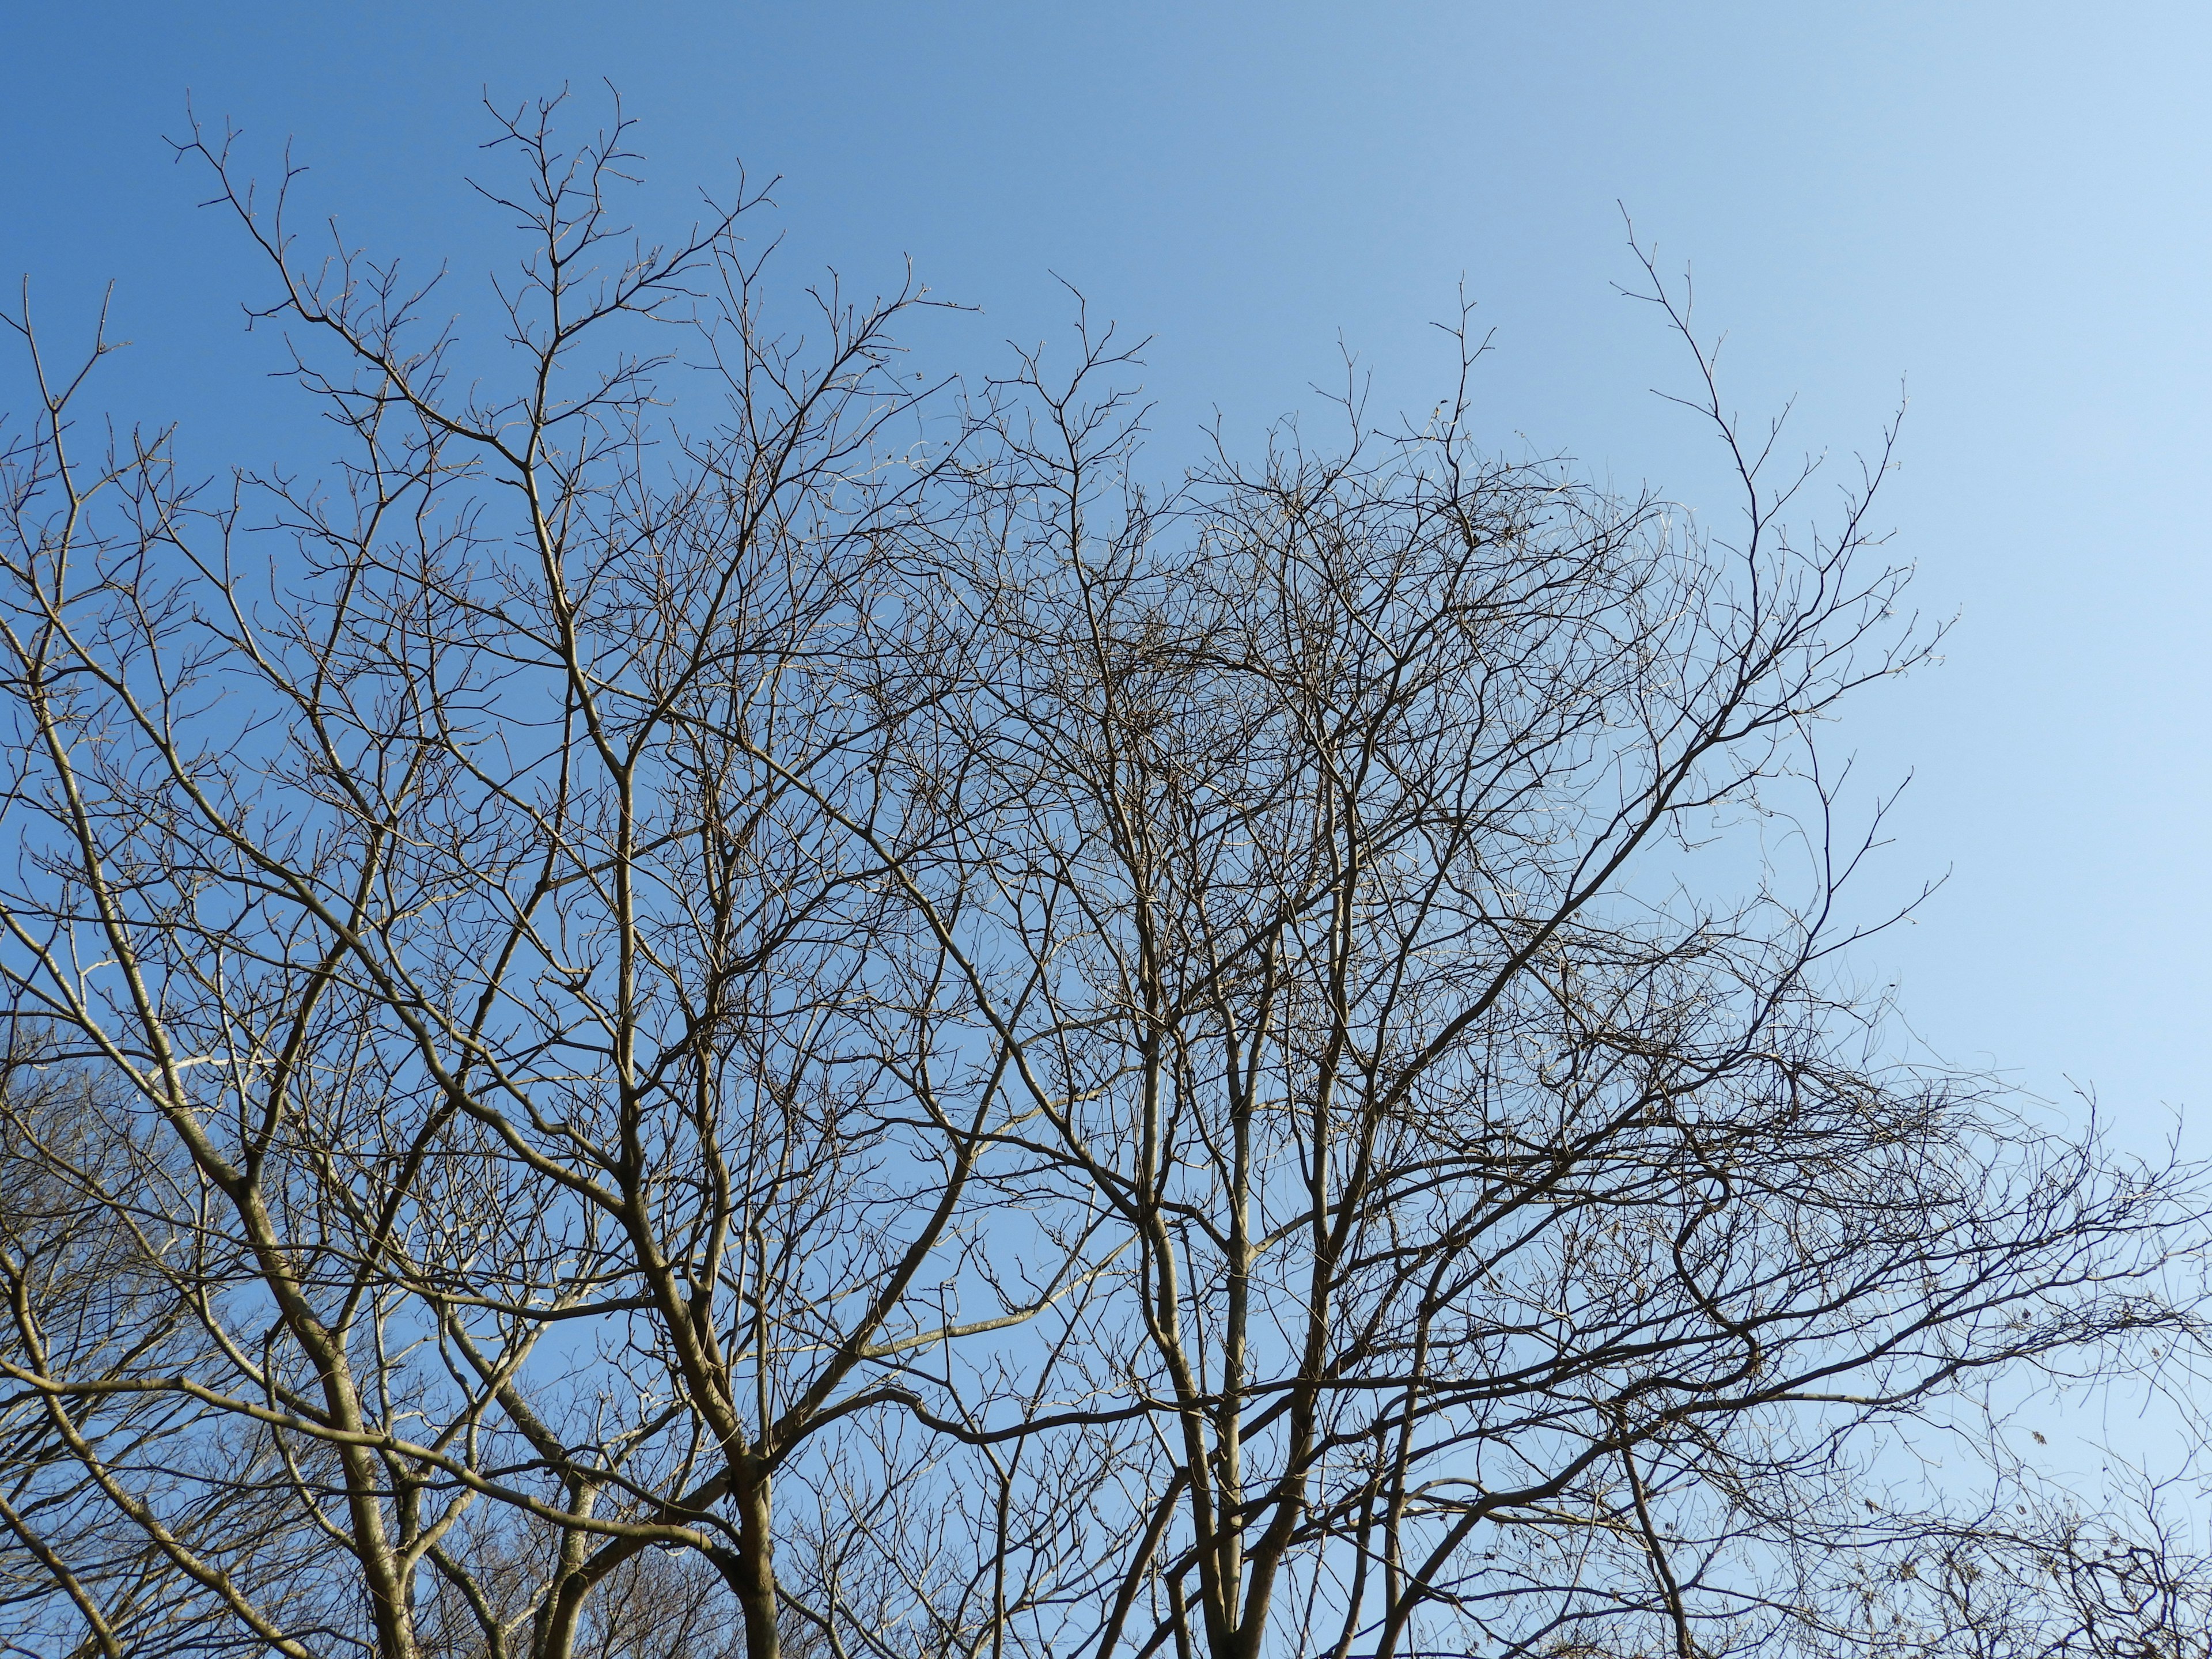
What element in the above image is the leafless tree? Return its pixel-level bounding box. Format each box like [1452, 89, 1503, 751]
[1, 92, 2206, 1659]
[0, 94, 1106, 1659]
[856, 290, 2212, 1658]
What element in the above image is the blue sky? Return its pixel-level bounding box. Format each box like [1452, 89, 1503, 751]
[4, 1, 2207, 1150]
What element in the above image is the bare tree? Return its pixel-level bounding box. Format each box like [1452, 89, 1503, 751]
[0, 95, 1103, 1659]
[858, 297, 2212, 1658]
[1, 92, 2205, 1659]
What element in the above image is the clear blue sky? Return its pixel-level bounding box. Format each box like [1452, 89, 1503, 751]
[4, 2, 2207, 1148]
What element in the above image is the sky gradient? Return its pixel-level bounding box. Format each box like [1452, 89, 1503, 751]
[3, 2, 2207, 1152]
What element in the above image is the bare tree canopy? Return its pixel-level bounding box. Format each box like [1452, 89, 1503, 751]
[2, 93, 2206, 1659]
